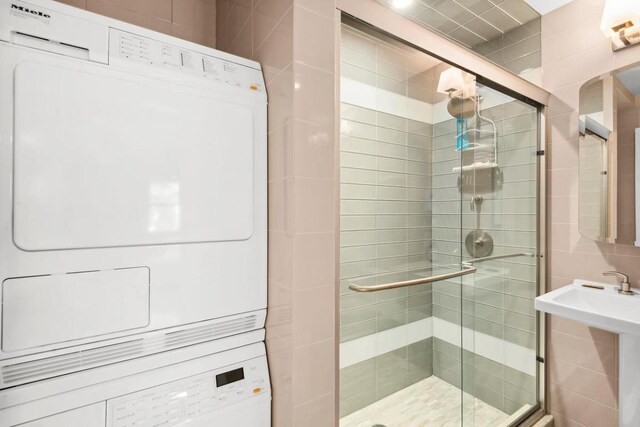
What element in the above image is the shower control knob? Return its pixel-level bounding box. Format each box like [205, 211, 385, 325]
[465, 230, 494, 258]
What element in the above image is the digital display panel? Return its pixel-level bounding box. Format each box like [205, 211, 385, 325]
[215, 367, 244, 387]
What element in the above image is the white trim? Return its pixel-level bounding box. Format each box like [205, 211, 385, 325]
[340, 317, 536, 376]
[339, 318, 432, 369]
[433, 318, 537, 376]
[337, 0, 550, 106]
[342, 76, 525, 126]
[341, 77, 432, 123]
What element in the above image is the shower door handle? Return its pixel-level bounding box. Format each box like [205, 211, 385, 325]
[348, 264, 476, 293]
[462, 252, 534, 265]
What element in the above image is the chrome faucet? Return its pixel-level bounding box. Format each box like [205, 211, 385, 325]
[603, 271, 634, 295]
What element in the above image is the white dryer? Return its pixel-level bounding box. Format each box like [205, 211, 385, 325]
[0, 0, 269, 425]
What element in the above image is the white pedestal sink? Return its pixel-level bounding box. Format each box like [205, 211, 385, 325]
[535, 280, 640, 427]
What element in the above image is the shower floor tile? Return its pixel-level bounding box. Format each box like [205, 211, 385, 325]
[340, 376, 510, 427]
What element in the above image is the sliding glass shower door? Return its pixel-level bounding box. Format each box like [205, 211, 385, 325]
[339, 18, 541, 427]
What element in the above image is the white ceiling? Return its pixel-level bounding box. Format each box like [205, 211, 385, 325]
[524, 0, 575, 15]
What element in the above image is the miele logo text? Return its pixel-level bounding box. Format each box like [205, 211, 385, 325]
[10, 4, 51, 19]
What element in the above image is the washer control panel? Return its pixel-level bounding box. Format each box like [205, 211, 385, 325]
[108, 29, 264, 93]
[107, 355, 270, 427]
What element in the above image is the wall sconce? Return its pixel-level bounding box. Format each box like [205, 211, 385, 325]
[601, 0, 640, 50]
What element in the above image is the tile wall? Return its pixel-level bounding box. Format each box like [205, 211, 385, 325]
[430, 99, 539, 415]
[217, 1, 338, 426]
[338, 23, 436, 416]
[55, 0, 217, 48]
[338, 20, 541, 421]
[542, 0, 640, 425]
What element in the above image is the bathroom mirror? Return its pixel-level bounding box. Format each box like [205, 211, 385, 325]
[579, 62, 640, 245]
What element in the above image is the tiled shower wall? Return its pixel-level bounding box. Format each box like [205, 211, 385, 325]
[339, 24, 435, 417]
[54, 0, 217, 48]
[339, 21, 541, 420]
[430, 100, 539, 414]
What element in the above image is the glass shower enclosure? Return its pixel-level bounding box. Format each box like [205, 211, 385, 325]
[339, 19, 542, 427]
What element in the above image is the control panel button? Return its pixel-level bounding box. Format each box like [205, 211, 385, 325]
[109, 29, 264, 94]
[105, 337, 268, 426]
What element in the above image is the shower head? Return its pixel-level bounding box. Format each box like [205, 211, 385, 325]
[447, 96, 476, 119]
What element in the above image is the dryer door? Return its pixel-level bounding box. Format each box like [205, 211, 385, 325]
[13, 61, 255, 251]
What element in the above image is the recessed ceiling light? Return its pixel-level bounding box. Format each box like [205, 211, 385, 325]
[392, 0, 413, 9]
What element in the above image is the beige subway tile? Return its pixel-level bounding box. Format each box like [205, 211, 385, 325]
[253, 0, 292, 53]
[293, 120, 335, 179]
[139, 0, 172, 20]
[549, 167, 578, 197]
[228, 15, 253, 58]
[216, 2, 229, 50]
[550, 411, 587, 427]
[171, 23, 215, 47]
[268, 178, 294, 232]
[293, 5, 334, 73]
[269, 123, 293, 181]
[267, 65, 293, 132]
[173, 0, 216, 37]
[293, 285, 335, 346]
[226, 0, 252, 40]
[293, 393, 335, 427]
[294, 178, 335, 232]
[548, 384, 617, 427]
[549, 329, 616, 376]
[293, 64, 335, 126]
[542, 45, 614, 91]
[549, 111, 579, 144]
[294, 0, 334, 19]
[87, 0, 172, 33]
[271, 359, 294, 427]
[548, 138, 578, 170]
[55, 0, 87, 8]
[135, 13, 173, 35]
[549, 358, 616, 408]
[292, 339, 335, 405]
[254, 8, 293, 83]
[548, 251, 620, 283]
[269, 230, 294, 285]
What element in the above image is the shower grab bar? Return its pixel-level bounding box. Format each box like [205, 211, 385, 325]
[348, 265, 476, 293]
[462, 252, 535, 265]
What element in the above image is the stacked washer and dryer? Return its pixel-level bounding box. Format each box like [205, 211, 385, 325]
[0, 0, 269, 425]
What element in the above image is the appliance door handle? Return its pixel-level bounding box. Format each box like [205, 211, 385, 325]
[348, 264, 477, 293]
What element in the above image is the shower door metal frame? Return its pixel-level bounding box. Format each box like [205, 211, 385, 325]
[334, 3, 550, 426]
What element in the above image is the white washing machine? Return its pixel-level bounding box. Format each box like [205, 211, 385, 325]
[2, 340, 271, 427]
[0, 0, 269, 425]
